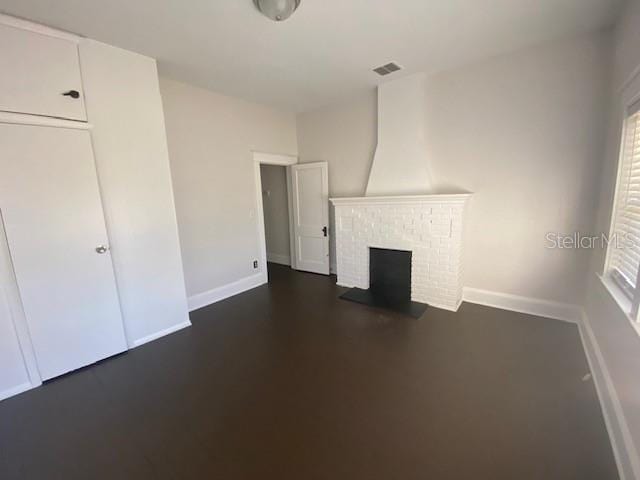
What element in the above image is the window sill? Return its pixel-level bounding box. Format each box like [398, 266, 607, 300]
[598, 273, 640, 337]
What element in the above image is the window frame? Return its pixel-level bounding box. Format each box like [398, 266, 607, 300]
[605, 80, 640, 321]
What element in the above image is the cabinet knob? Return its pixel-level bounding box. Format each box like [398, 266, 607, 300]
[62, 90, 80, 99]
[95, 245, 109, 254]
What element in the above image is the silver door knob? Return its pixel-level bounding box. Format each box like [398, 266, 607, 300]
[95, 245, 109, 254]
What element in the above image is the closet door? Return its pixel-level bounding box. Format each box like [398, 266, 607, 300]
[0, 123, 127, 380]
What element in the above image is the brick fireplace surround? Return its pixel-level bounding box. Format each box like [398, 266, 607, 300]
[330, 194, 471, 311]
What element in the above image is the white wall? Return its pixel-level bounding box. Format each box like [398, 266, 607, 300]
[159, 78, 298, 299]
[612, 0, 640, 90]
[298, 32, 610, 304]
[424, 32, 610, 305]
[80, 40, 190, 346]
[583, 1, 640, 477]
[297, 89, 378, 272]
[260, 165, 291, 265]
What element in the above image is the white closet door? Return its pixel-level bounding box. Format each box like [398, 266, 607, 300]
[291, 162, 330, 275]
[0, 280, 30, 399]
[0, 124, 127, 380]
[0, 24, 86, 121]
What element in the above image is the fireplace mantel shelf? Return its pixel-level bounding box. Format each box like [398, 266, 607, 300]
[330, 193, 472, 207]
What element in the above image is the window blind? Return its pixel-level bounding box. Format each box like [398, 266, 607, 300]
[610, 104, 640, 295]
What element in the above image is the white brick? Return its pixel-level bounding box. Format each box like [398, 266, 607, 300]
[333, 198, 468, 310]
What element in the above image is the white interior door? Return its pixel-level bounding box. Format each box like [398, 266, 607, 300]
[0, 123, 127, 380]
[291, 162, 330, 275]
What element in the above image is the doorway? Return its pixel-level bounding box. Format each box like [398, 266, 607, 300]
[260, 164, 292, 268]
[253, 152, 297, 284]
[253, 152, 330, 282]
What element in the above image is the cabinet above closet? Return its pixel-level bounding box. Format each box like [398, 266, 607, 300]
[0, 22, 86, 121]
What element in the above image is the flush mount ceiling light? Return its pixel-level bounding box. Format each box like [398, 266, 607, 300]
[253, 0, 301, 22]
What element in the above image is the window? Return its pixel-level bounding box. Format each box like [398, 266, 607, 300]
[608, 98, 640, 309]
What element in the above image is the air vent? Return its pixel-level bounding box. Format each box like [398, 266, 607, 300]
[373, 62, 402, 76]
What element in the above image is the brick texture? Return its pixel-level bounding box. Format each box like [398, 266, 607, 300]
[334, 200, 467, 311]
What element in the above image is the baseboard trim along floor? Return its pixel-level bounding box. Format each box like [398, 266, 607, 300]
[0, 381, 33, 402]
[579, 310, 640, 480]
[187, 272, 267, 312]
[462, 287, 582, 323]
[132, 321, 192, 348]
[266, 253, 291, 266]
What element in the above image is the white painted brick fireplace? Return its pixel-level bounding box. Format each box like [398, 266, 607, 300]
[330, 194, 471, 311]
[330, 75, 471, 312]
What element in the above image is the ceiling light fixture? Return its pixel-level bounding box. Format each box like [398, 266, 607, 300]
[253, 0, 301, 22]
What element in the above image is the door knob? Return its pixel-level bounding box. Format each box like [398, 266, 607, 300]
[95, 245, 109, 254]
[62, 90, 80, 99]
[322, 226, 328, 237]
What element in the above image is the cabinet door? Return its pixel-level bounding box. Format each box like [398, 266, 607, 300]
[0, 24, 86, 121]
[0, 124, 127, 380]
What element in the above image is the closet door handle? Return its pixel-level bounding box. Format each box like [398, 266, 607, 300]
[62, 90, 80, 99]
[95, 245, 109, 254]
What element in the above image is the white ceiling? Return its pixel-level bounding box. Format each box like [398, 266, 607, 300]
[0, 0, 623, 112]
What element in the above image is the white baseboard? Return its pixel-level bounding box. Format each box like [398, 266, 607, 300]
[462, 287, 582, 323]
[267, 253, 291, 266]
[579, 310, 640, 480]
[0, 381, 33, 402]
[428, 297, 464, 313]
[188, 272, 267, 312]
[132, 320, 192, 348]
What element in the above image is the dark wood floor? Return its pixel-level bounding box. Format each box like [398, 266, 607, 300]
[0, 263, 618, 479]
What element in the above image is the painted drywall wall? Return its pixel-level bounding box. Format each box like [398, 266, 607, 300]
[583, 1, 640, 477]
[260, 165, 291, 265]
[80, 40, 190, 346]
[424, 32, 610, 304]
[159, 78, 297, 298]
[612, 0, 640, 90]
[296, 89, 378, 272]
[298, 32, 609, 304]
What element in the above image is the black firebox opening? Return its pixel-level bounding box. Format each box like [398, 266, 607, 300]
[340, 247, 428, 318]
[369, 247, 412, 305]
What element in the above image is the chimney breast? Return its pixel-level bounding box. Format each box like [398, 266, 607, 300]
[366, 73, 433, 196]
